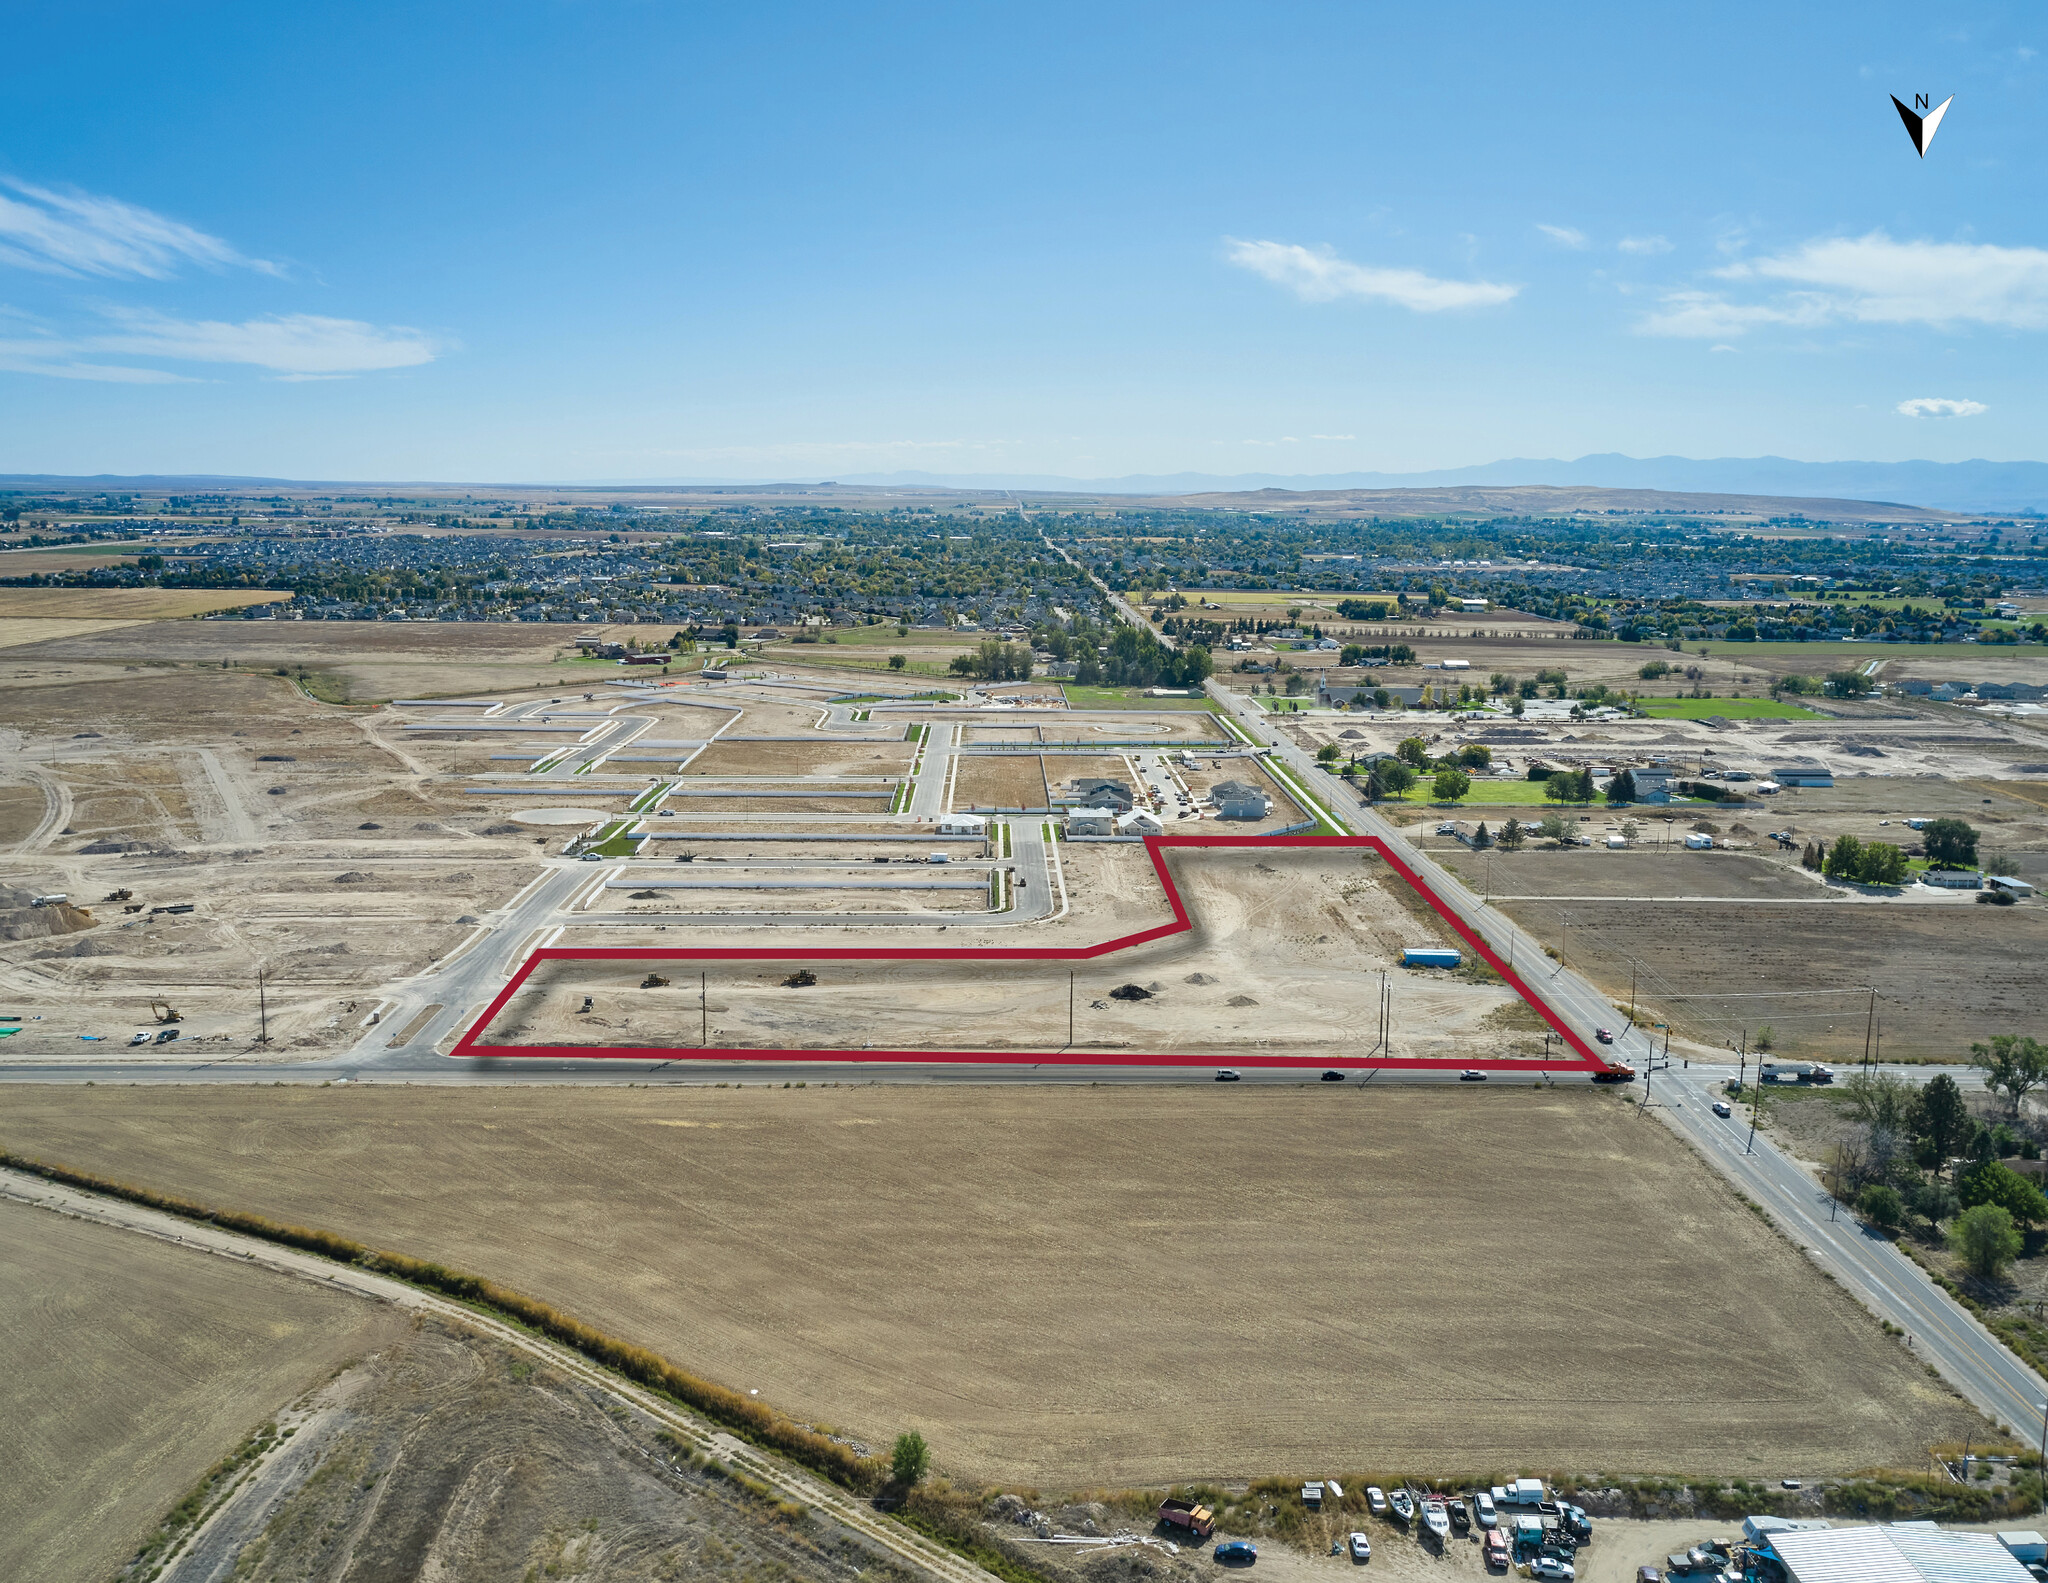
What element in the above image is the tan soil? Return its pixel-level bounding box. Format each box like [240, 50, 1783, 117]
[955, 756, 1051, 808]
[0, 1084, 1981, 1487]
[0, 1195, 406, 1583]
[682, 741, 913, 778]
[0, 589, 294, 619]
[499, 848, 1550, 1057]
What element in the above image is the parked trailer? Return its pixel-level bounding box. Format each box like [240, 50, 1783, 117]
[1158, 1500, 1215, 1538]
[1761, 1061, 1834, 1085]
[1403, 947, 1462, 969]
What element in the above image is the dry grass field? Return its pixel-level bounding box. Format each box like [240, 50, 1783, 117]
[0, 588, 295, 619]
[0, 1084, 1981, 1486]
[0, 1195, 406, 1583]
[1493, 894, 2048, 1059]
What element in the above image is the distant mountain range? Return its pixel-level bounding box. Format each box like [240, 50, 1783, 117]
[6, 455, 2047, 513]
[834, 457, 2048, 514]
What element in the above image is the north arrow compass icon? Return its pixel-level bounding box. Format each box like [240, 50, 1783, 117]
[1891, 93, 1952, 157]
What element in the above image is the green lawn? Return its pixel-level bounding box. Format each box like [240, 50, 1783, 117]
[785, 625, 978, 647]
[1061, 684, 1214, 711]
[1639, 697, 1824, 720]
[1253, 695, 1320, 712]
[1363, 778, 1591, 808]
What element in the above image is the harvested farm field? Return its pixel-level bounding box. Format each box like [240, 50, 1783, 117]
[0, 587, 296, 620]
[0, 1084, 1980, 1486]
[0, 1194, 407, 1583]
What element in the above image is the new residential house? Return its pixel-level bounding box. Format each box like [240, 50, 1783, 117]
[1211, 779, 1272, 820]
[1069, 777, 1135, 811]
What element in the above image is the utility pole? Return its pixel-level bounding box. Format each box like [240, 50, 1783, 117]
[1068, 970, 1075, 1047]
[257, 968, 268, 1044]
[1864, 987, 1876, 1076]
[700, 972, 707, 1047]
[1626, 961, 1637, 1031]
[1743, 1032, 1762, 1154]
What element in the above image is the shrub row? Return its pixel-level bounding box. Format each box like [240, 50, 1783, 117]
[2, 1150, 882, 1493]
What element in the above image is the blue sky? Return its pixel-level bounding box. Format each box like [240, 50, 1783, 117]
[0, 2, 2042, 480]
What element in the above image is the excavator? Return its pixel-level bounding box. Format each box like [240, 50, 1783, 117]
[150, 999, 182, 1024]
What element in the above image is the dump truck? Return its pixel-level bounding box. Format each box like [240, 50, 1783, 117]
[1158, 1500, 1214, 1538]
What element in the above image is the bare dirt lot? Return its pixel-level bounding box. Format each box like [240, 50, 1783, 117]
[1435, 848, 1838, 902]
[682, 741, 913, 778]
[497, 846, 1523, 1058]
[0, 588, 295, 619]
[954, 754, 1050, 808]
[0, 1195, 407, 1583]
[0, 1084, 1981, 1486]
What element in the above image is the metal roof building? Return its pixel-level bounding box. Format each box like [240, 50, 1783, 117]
[1769, 1523, 2035, 1583]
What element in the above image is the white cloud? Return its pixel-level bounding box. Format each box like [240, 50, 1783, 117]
[1308, 433, 1356, 440]
[1224, 238, 1518, 312]
[1638, 230, 2048, 338]
[0, 179, 278, 279]
[0, 307, 440, 381]
[83, 308, 438, 374]
[1537, 223, 1588, 249]
[1896, 397, 1987, 418]
[1723, 232, 2048, 329]
[1618, 234, 1673, 255]
[1636, 289, 1834, 338]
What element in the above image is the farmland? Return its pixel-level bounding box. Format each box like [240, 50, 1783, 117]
[0, 1194, 406, 1583]
[0, 1083, 1980, 1486]
[0, 587, 295, 619]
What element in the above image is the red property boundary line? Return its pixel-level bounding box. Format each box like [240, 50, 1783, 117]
[450, 835, 1609, 1071]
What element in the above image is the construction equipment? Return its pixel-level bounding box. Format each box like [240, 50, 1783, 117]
[103, 888, 133, 903]
[640, 973, 671, 988]
[149, 1000, 182, 1024]
[579, 996, 594, 1013]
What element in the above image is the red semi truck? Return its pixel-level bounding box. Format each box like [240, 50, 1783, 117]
[1159, 1500, 1215, 1538]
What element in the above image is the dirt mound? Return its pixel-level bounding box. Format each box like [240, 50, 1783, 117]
[0, 900, 98, 943]
[36, 935, 120, 959]
[1227, 994, 1258, 1007]
[1183, 972, 1217, 985]
[76, 840, 147, 854]
[1109, 984, 1153, 1001]
[481, 823, 522, 835]
[332, 871, 372, 884]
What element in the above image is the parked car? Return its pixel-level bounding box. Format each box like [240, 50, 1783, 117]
[1460, 1069, 1487, 1082]
[155, 1028, 180, 1044]
[1365, 1487, 1388, 1516]
[128, 1031, 152, 1046]
[1595, 1028, 1615, 1044]
[1213, 1542, 1257, 1565]
[1474, 1492, 1497, 1527]
[1321, 1070, 1347, 1082]
[1712, 1100, 1732, 1118]
[1447, 1499, 1470, 1533]
[1529, 1559, 1575, 1581]
[1347, 1533, 1371, 1563]
[1483, 1529, 1510, 1570]
[1561, 1505, 1591, 1540]
[1636, 1570, 1664, 1583]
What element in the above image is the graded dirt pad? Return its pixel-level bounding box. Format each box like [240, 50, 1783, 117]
[1494, 896, 2048, 1059]
[496, 847, 1541, 1058]
[681, 741, 912, 777]
[953, 754, 1050, 808]
[150, 1317, 913, 1583]
[0, 1085, 1981, 1486]
[0, 1195, 406, 1583]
